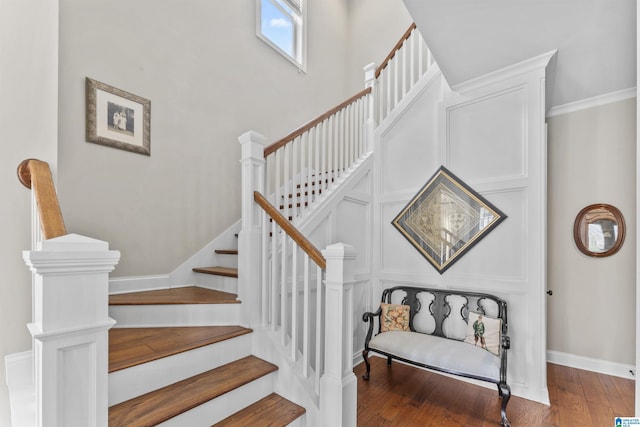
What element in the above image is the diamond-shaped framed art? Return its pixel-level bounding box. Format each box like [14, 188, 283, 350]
[391, 166, 507, 274]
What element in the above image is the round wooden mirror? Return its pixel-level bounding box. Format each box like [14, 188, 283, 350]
[573, 204, 625, 257]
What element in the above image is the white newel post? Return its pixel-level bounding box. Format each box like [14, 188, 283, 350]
[363, 62, 377, 153]
[238, 130, 266, 327]
[320, 243, 357, 427]
[22, 233, 120, 427]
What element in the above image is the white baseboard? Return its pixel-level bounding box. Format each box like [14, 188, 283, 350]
[5, 351, 35, 427]
[547, 349, 635, 380]
[109, 274, 171, 294]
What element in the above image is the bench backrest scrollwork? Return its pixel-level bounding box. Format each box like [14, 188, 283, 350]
[380, 286, 508, 340]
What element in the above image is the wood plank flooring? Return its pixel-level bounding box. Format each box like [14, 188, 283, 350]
[109, 326, 251, 372]
[354, 357, 635, 426]
[109, 286, 239, 305]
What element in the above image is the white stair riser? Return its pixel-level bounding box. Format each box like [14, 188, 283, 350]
[156, 372, 276, 427]
[109, 303, 240, 327]
[215, 255, 238, 269]
[109, 334, 252, 405]
[192, 275, 238, 294]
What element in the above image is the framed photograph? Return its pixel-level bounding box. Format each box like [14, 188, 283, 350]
[86, 78, 150, 156]
[391, 166, 507, 274]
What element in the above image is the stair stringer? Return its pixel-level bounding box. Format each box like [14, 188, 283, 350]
[250, 326, 316, 426]
[169, 220, 241, 293]
[287, 152, 373, 242]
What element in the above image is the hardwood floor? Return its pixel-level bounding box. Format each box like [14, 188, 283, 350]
[354, 357, 635, 426]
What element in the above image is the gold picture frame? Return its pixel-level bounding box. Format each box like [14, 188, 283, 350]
[392, 166, 507, 274]
[86, 77, 151, 156]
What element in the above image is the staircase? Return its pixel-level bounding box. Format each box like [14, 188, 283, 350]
[10, 24, 434, 427]
[107, 246, 306, 425]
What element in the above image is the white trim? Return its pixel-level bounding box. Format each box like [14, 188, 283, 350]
[547, 349, 636, 380]
[5, 351, 35, 427]
[547, 87, 637, 117]
[450, 50, 557, 95]
[109, 274, 171, 294]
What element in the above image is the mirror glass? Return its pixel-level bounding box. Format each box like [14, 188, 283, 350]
[574, 204, 625, 257]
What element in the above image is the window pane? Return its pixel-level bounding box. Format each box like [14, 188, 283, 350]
[261, 0, 294, 57]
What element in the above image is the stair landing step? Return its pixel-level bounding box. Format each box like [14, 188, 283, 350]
[109, 326, 252, 373]
[193, 266, 238, 278]
[213, 393, 305, 427]
[109, 356, 277, 427]
[109, 286, 238, 305]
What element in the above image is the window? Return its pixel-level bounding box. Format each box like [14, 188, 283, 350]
[257, 0, 306, 70]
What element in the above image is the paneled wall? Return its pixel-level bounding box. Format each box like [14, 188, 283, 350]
[372, 54, 553, 404]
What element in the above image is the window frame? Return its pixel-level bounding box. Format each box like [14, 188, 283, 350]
[256, 0, 307, 72]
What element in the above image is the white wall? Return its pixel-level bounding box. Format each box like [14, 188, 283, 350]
[0, 1, 59, 424]
[547, 98, 636, 367]
[57, 0, 352, 278]
[373, 53, 552, 404]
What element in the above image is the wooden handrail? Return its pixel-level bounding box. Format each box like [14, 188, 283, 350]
[254, 191, 326, 269]
[263, 87, 372, 158]
[375, 22, 417, 78]
[17, 159, 67, 240]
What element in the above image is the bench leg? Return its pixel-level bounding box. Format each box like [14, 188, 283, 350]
[387, 356, 392, 366]
[362, 350, 371, 380]
[498, 383, 511, 427]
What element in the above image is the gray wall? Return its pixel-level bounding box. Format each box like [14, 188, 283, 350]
[547, 98, 637, 365]
[0, 1, 59, 424]
[57, 0, 353, 278]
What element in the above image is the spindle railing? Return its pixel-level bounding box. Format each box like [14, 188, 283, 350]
[375, 23, 434, 123]
[254, 190, 326, 393]
[263, 87, 372, 223]
[240, 23, 434, 425]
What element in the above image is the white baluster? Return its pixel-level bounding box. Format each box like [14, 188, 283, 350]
[303, 253, 310, 378]
[280, 233, 288, 345]
[314, 264, 323, 396]
[410, 32, 416, 88]
[270, 221, 278, 331]
[291, 244, 298, 360]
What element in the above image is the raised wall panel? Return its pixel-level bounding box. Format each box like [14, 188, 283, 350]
[380, 201, 433, 275]
[60, 343, 96, 426]
[351, 171, 370, 195]
[306, 214, 331, 253]
[447, 87, 527, 182]
[445, 190, 526, 280]
[336, 198, 370, 272]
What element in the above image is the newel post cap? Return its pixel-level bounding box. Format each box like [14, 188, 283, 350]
[238, 130, 267, 160]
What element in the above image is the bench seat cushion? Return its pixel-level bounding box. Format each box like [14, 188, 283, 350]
[368, 331, 500, 382]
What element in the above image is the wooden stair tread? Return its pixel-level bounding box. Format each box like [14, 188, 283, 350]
[109, 356, 277, 427]
[193, 266, 239, 278]
[109, 326, 251, 372]
[215, 249, 238, 255]
[109, 286, 238, 305]
[213, 393, 305, 426]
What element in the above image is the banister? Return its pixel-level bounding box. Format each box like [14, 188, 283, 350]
[17, 158, 67, 240]
[254, 191, 326, 269]
[375, 22, 417, 78]
[263, 87, 372, 158]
